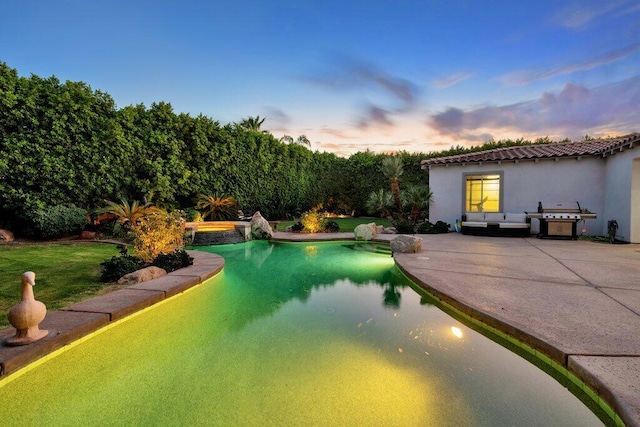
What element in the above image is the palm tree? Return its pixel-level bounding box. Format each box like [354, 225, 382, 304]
[280, 134, 311, 147]
[279, 135, 294, 144]
[239, 116, 268, 133]
[195, 194, 239, 220]
[95, 199, 163, 230]
[366, 189, 393, 217]
[295, 135, 311, 147]
[402, 184, 433, 224]
[381, 156, 404, 210]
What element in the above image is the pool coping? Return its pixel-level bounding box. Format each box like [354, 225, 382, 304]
[0, 234, 638, 426]
[0, 250, 224, 379]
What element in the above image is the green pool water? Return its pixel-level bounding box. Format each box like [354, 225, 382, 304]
[0, 241, 604, 426]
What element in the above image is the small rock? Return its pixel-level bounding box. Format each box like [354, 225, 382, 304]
[354, 223, 378, 241]
[118, 266, 167, 285]
[390, 235, 422, 253]
[79, 231, 96, 240]
[0, 229, 14, 242]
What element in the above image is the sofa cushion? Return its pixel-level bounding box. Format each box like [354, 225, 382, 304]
[505, 213, 527, 223]
[461, 221, 487, 228]
[465, 212, 485, 222]
[484, 212, 505, 223]
[499, 222, 529, 229]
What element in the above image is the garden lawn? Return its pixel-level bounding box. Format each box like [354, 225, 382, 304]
[277, 217, 391, 233]
[0, 242, 120, 329]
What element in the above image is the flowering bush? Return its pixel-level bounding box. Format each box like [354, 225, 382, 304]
[132, 211, 185, 262]
[300, 210, 326, 233]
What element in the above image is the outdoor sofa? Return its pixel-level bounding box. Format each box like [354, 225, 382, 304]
[461, 212, 531, 237]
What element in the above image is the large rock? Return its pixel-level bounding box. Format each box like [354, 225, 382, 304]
[117, 266, 167, 285]
[0, 229, 14, 243]
[354, 222, 378, 241]
[250, 211, 273, 240]
[390, 235, 422, 253]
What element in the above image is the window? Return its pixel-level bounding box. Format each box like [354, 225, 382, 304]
[465, 174, 501, 212]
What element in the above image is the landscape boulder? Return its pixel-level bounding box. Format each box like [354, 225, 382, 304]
[354, 222, 378, 241]
[117, 266, 167, 286]
[0, 229, 15, 243]
[79, 230, 97, 240]
[390, 235, 422, 253]
[250, 211, 273, 240]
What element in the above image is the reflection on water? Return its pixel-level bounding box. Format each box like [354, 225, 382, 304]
[0, 241, 604, 426]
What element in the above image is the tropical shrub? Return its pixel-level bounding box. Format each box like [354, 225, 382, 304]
[390, 216, 414, 234]
[402, 184, 433, 225]
[324, 221, 340, 233]
[151, 249, 193, 273]
[365, 189, 393, 217]
[182, 207, 202, 222]
[25, 204, 89, 239]
[100, 245, 144, 282]
[291, 222, 304, 232]
[300, 210, 326, 233]
[417, 220, 450, 234]
[95, 199, 163, 230]
[195, 194, 238, 220]
[132, 211, 185, 263]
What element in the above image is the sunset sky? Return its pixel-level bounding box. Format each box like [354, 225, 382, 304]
[2, 0, 638, 156]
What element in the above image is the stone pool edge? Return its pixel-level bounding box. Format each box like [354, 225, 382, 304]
[0, 250, 224, 380]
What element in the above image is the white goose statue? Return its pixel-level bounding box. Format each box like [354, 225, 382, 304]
[6, 271, 49, 346]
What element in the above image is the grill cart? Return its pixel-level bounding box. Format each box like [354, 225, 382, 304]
[527, 202, 597, 240]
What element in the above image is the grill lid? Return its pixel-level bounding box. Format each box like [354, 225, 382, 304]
[539, 202, 581, 213]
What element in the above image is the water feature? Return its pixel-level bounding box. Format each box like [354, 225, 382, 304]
[0, 241, 604, 425]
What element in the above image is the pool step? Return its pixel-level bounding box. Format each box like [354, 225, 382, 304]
[347, 242, 393, 256]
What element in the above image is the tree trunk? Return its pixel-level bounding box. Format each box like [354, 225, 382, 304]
[391, 179, 401, 210]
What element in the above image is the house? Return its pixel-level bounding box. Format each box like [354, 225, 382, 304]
[421, 133, 640, 243]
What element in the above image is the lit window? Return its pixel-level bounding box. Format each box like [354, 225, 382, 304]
[465, 174, 501, 212]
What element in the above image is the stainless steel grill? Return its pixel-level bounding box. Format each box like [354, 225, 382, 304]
[527, 202, 597, 239]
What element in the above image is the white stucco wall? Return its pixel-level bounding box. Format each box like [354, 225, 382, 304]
[603, 149, 640, 243]
[427, 157, 606, 236]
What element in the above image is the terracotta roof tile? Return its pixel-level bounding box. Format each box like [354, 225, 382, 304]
[421, 133, 640, 166]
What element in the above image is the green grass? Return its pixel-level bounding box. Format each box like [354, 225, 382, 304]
[0, 242, 120, 329]
[275, 217, 391, 233]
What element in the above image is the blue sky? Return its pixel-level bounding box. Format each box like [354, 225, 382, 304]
[2, 1, 638, 156]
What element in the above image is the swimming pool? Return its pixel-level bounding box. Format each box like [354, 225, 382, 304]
[0, 241, 604, 425]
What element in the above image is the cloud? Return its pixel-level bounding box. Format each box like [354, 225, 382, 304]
[304, 56, 420, 129]
[319, 127, 357, 139]
[501, 43, 640, 85]
[357, 105, 393, 129]
[429, 74, 640, 140]
[433, 71, 475, 89]
[552, 0, 636, 29]
[263, 106, 290, 125]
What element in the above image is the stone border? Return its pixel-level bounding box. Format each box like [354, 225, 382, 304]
[0, 250, 224, 378]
